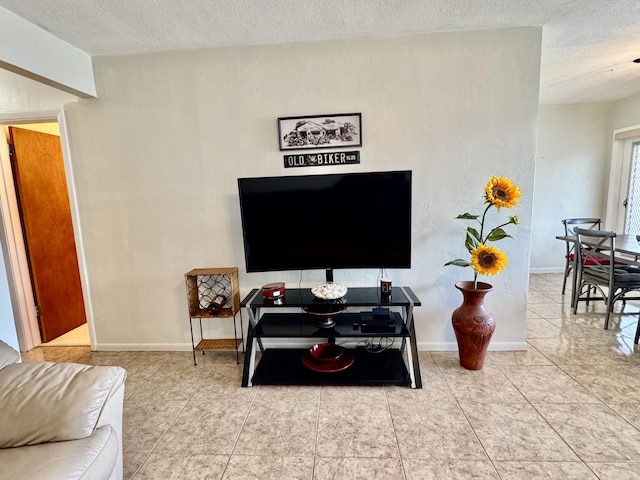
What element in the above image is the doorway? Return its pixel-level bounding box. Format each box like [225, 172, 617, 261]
[1, 121, 90, 347]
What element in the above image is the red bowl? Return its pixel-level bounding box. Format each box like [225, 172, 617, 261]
[309, 343, 343, 362]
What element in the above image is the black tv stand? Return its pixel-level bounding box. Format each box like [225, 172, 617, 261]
[240, 286, 422, 388]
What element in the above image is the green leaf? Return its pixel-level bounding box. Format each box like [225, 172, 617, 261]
[444, 259, 470, 267]
[465, 227, 480, 251]
[465, 235, 475, 251]
[486, 228, 513, 242]
[467, 227, 480, 242]
[455, 213, 479, 220]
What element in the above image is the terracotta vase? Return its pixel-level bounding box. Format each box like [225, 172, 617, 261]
[451, 281, 495, 370]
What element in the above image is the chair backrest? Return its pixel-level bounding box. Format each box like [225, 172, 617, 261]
[562, 218, 604, 258]
[574, 228, 616, 278]
[562, 218, 603, 236]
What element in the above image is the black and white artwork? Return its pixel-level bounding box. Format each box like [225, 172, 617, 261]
[278, 113, 362, 151]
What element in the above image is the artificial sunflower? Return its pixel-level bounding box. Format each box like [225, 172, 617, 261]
[445, 176, 521, 287]
[470, 245, 508, 276]
[484, 176, 521, 209]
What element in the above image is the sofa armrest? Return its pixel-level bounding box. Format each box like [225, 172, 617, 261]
[0, 362, 126, 448]
[0, 339, 21, 369]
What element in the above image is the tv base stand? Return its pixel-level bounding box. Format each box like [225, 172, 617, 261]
[240, 286, 422, 388]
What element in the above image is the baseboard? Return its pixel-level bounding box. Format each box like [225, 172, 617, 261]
[95, 340, 529, 352]
[417, 341, 528, 351]
[529, 267, 564, 274]
[95, 343, 193, 351]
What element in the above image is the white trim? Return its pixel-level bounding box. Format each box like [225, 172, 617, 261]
[0, 131, 39, 351]
[419, 341, 528, 351]
[96, 340, 529, 352]
[529, 267, 564, 274]
[98, 343, 193, 352]
[57, 109, 96, 349]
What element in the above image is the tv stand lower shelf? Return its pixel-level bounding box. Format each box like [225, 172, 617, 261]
[240, 286, 422, 388]
[252, 348, 410, 386]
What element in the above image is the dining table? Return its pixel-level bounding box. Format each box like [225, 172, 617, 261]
[556, 233, 640, 307]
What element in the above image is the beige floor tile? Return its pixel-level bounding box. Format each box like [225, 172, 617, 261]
[224, 455, 313, 479]
[525, 317, 563, 339]
[385, 366, 457, 406]
[190, 365, 256, 403]
[527, 337, 616, 365]
[320, 385, 387, 402]
[128, 364, 211, 402]
[403, 459, 500, 479]
[493, 461, 598, 479]
[155, 400, 249, 455]
[123, 397, 187, 454]
[439, 366, 527, 403]
[314, 457, 405, 479]
[586, 462, 640, 480]
[460, 402, 579, 461]
[499, 365, 600, 403]
[255, 385, 321, 402]
[234, 400, 318, 456]
[527, 301, 572, 319]
[133, 453, 228, 479]
[535, 403, 640, 462]
[487, 346, 553, 366]
[316, 400, 399, 458]
[124, 451, 149, 480]
[608, 402, 640, 430]
[391, 402, 487, 460]
[563, 365, 640, 403]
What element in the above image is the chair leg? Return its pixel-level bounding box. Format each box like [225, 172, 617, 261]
[604, 295, 613, 330]
[562, 262, 571, 295]
[635, 315, 640, 345]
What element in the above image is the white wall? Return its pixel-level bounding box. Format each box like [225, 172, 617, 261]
[612, 91, 640, 130]
[531, 103, 613, 271]
[61, 28, 540, 351]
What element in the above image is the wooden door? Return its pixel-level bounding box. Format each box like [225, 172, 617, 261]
[9, 127, 86, 342]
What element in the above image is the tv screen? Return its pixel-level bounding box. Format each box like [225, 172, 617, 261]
[237, 170, 412, 274]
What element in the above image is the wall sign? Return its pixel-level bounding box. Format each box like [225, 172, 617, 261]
[283, 151, 360, 168]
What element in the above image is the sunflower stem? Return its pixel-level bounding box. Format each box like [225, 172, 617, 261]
[479, 203, 492, 244]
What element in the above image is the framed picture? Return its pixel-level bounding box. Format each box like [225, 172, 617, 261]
[278, 113, 362, 151]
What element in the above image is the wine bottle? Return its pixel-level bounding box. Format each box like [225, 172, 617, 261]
[207, 295, 227, 314]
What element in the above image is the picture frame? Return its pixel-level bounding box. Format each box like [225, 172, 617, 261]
[278, 113, 362, 151]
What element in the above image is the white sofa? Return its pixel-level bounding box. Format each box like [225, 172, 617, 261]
[0, 340, 126, 480]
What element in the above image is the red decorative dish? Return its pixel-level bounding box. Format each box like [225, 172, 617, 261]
[309, 343, 343, 361]
[301, 349, 354, 373]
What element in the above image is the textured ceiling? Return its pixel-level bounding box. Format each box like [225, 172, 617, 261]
[2, 0, 640, 104]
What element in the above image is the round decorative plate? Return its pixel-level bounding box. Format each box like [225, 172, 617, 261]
[311, 282, 348, 300]
[309, 343, 344, 362]
[301, 349, 354, 373]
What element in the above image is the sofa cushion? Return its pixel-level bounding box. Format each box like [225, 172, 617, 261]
[0, 339, 21, 369]
[0, 424, 118, 480]
[0, 362, 126, 448]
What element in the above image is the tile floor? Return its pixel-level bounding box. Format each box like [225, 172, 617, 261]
[20, 273, 640, 479]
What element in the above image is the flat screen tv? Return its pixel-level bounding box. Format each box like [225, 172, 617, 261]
[237, 170, 412, 278]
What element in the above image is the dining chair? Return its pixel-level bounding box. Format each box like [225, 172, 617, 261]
[572, 228, 640, 330]
[561, 218, 603, 295]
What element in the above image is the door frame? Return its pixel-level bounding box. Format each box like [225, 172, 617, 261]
[0, 109, 95, 351]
